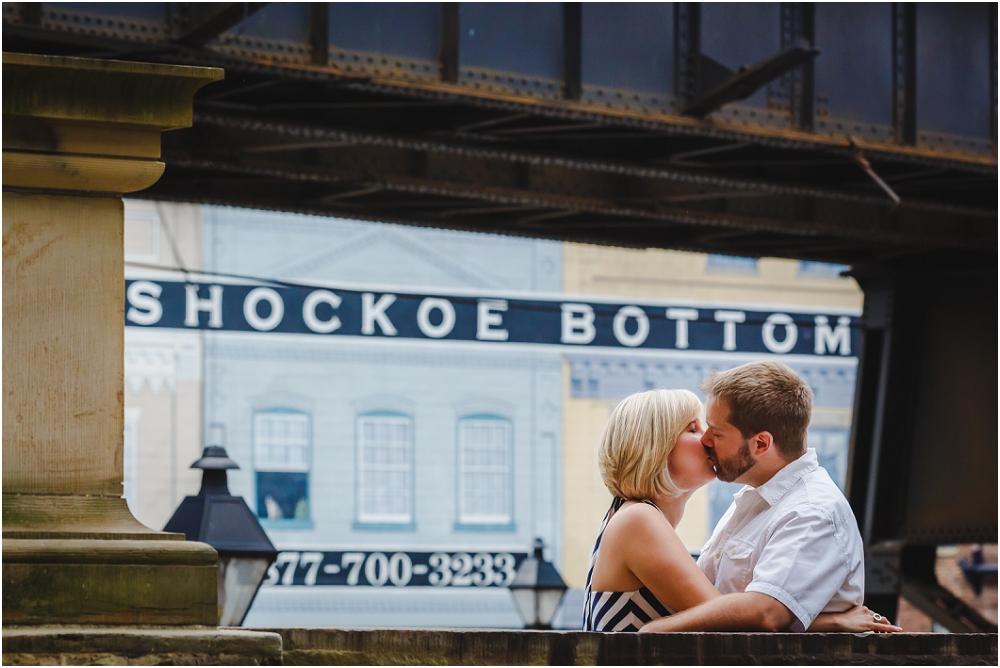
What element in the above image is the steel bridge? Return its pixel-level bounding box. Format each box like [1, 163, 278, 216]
[4, 2, 997, 632]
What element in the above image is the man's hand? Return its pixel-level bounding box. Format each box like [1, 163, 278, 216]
[639, 592, 796, 633]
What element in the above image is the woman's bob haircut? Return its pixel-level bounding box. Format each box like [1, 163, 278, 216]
[598, 388, 704, 500]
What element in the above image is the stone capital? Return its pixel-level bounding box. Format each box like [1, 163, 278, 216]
[2, 53, 222, 194]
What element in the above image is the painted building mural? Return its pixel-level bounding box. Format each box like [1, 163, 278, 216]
[123, 200, 862, 628]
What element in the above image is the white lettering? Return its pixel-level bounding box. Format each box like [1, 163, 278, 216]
[184, 284, 223, 328]
[303, 290, 342, 334]
[612, 305, 649, 347]
[665, 307, 699, 349]
[714, 310, 746, 351]
[814, 315, 851, 355]
[243, 287, 284, 331]
[762, 313, 798, 354]
[561, 303, 596, 344]
[417, 298, 456, 339]
[126, 280, 163, 326]
[361, 293, 397, 336]
[476, 299, 509, 341]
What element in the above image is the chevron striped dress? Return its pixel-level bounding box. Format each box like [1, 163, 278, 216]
[583, 497, 674, 632]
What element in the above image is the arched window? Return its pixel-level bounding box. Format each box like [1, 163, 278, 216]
[253, 410, 311, 523]
[457, 416, 512, 526]
[356, 413, 413, 526]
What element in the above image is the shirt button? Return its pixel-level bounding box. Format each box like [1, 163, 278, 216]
[714, 551, 721, 560]
[731, 548, 738, 556]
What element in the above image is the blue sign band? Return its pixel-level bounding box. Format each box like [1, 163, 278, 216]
[125, 279, 860, 356]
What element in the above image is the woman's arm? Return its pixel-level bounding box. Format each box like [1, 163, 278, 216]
[641, 592, 795, 633]
[612, 504, 721, 613]
[808, 606, 903, 633]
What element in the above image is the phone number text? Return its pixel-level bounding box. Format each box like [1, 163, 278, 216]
[262, 550, 528, 588]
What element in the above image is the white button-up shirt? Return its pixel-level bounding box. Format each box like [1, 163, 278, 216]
[698, 449, 864, 631]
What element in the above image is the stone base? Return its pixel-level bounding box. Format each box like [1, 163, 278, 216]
[3, 495, 218, 626]
[2, 627, 282, 666]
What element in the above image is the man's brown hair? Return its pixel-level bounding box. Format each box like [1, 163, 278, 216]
[701, 360, 813, 458]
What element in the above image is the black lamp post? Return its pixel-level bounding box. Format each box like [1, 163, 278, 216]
[163, 446, 278, 627]
[509, 537, 568, 629]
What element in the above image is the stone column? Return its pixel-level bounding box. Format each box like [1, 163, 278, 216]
[2, 53, 223, 625]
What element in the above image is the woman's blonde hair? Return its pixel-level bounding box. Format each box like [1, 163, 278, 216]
[598, 389, 704, 500]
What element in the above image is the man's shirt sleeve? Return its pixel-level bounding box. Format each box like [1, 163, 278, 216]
[743, 505, 850, 631]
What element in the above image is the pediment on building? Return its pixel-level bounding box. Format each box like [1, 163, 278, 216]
[265, 227, 501, 290]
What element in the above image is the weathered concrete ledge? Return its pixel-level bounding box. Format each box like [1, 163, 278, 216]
[263, 628, 998, 666]
[2, 627, 282, 666]
[3, 627, 996, 665]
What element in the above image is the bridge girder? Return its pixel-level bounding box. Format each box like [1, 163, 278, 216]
[3, 2, 995, 264]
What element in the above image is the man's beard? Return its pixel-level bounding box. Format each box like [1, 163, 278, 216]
[712, 438, 756, 483]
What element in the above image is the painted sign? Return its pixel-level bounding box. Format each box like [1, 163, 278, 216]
[261, 550, 528, 588]
[125, 279, 858, 356]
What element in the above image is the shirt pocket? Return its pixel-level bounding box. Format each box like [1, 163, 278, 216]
[715, 537, 756, 593]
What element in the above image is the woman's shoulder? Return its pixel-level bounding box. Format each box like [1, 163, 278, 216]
[608, 500, 671, 534]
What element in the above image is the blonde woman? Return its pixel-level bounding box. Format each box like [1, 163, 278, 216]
[583, 389, 900, 633]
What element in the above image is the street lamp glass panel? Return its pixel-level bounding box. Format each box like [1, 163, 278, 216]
[537, 587, 564, 627]
[218, 555, 271, 627]
[510, 587, 538, 627]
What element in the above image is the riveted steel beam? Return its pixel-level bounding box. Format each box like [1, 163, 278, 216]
[562, 3, 582, 101]
[169, 3, 269, 47]
[891, 3, 916, 145]
[439, 3, 460, 84]
[308, 3, 329, 67]
[187, 112, 995, 218]
[673, 3, 701, 108]
[780, 3, 816, 130]
[6, 2, 994, 166]
[991, 6, 998, 144]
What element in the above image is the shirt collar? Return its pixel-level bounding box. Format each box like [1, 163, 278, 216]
[732, 485, 754, 503]
[753, 448, 819, 507]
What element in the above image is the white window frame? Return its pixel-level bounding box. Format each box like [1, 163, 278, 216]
[253, 411, 312, 473]
[356, 414, 414, 524]
[798, 260, 851, 279]
[457, 417, 512, 525]
[705, 254, 759, 274]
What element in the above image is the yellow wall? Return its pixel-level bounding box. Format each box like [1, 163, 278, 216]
[561, 366, 613, 589]
[123, 200, 204, 530]
[561, 367, 712, 589]
[124, 199, 202, 271]
[563, 243, 863, 308]
[127, 378, 204, 530]
[560, 243, 863, 587]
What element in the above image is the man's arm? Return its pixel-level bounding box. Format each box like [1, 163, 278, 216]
[638, 592, 795, 633]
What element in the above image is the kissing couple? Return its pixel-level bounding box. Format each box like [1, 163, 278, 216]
[584, 360, 902, 633]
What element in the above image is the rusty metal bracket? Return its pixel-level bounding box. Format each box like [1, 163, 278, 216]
[849, 137, 902, 207]
[683, 46, 820, 118]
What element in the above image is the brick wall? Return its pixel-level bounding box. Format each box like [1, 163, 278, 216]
[898, 544, 998, 632]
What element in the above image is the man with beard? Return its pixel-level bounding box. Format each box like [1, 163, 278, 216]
[641, 361, 868, 633]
